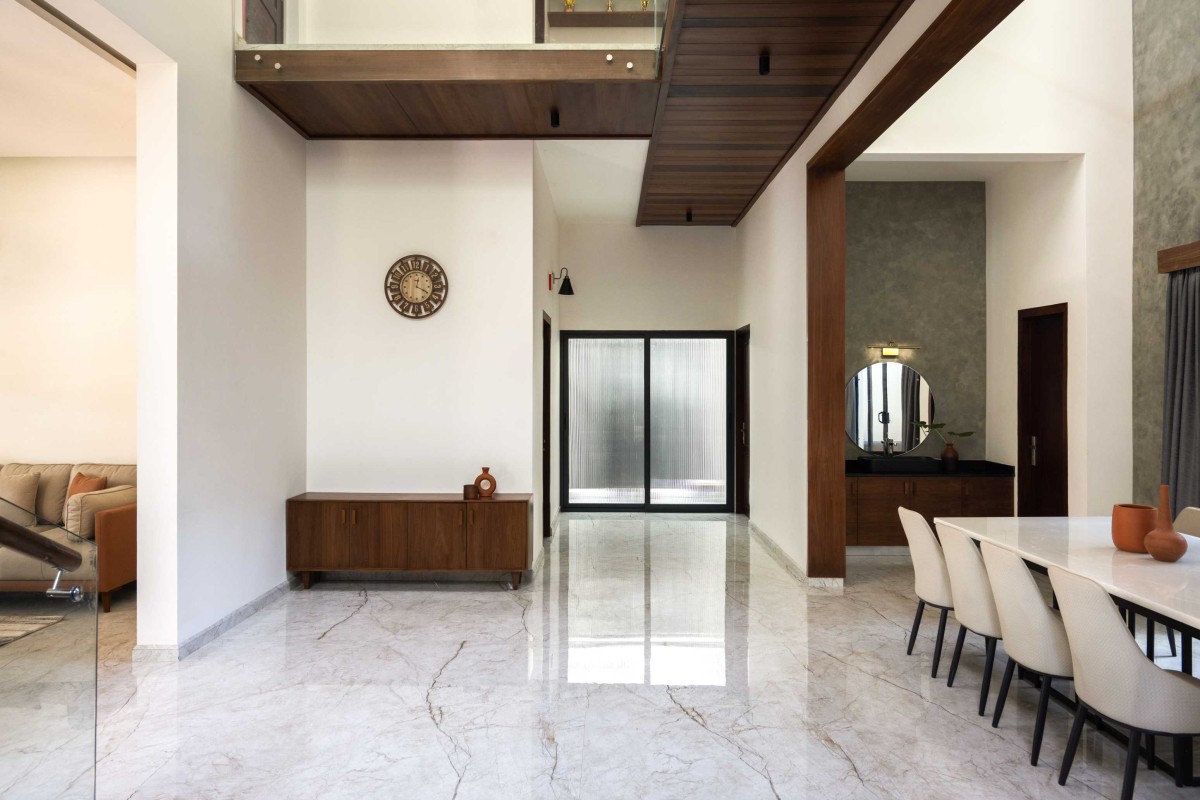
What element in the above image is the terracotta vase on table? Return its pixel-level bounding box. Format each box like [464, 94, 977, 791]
[1145, 484, 1188, 563]
[1111, 503, 1156, 553]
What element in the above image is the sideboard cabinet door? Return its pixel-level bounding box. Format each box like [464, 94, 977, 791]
[467, 503, 527, 571]
[408, 503, 466, 570]
[963, 478, 1015, 517]
[287, 502, 351, 569]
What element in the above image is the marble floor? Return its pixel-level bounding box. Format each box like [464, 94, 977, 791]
[9, 513, 1197, 799]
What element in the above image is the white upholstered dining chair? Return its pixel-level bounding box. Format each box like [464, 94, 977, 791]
[981, 542, 1073, 765]
[1051, 566, 1200, 800]
[938, 524, 1004, 715]
[897, 507, 954, 678]
[1175, 506, 1200, 536]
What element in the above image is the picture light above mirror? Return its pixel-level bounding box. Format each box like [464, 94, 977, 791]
[870, 341, 920, 360]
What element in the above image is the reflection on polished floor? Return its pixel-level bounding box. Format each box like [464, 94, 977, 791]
[94, 514, 1187, 799]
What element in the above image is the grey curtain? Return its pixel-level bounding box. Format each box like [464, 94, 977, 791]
[1162, 268, 1200, 517]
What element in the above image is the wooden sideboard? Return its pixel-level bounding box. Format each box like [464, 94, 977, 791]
[286, 493, 532, 589]
[845, 462, 1015, 547]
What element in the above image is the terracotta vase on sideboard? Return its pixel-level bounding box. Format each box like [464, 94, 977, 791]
[942, 442, 960, 473]
[1145, 484, 1188, 563]
[474, 467, 497, 499]
[1111, 503, 1156, 553]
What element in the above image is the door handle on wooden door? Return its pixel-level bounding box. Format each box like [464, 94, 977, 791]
[1030, 436, 1038, 467]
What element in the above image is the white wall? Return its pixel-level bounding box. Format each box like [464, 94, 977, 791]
[307, 141, 536, 549]
[533, 150, 560, 547]
[298, 0, 533, 45]
[558, 224, 738, 331]
[869, 0, 1134, 514]
[734, 0, 955, 574]
[50, 0, 309, 648]
[0, 158, 135, 464]
[985, 160, 1090, 512]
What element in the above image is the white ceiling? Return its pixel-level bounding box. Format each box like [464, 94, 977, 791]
[0, 0, 135, 157]
[535, 140, 649, 224]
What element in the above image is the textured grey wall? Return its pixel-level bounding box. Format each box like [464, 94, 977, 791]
[846, 182, 987, 460]
[1132, 1, 1200, 504]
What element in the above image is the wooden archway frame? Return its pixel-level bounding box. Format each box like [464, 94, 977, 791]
[805, 0, 1026, 578]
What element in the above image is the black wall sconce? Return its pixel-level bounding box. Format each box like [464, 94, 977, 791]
[549, 268, 574, 295]
[871, 341, 919, 359]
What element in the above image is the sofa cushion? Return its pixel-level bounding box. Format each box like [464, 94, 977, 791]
[65, 485, 136, 539]
[0, 464, 72, 525]
[0, 473, 40, 526]
[68, 472, 108, 498]
[67, 465, 135, 522]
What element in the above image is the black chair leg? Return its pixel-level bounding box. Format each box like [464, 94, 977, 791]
[1031, 675, 1053, 765]
[1147, 619, 1156, 659]
[931, 608, 949, 679]
[1174, 737, 1187, 788]
[978, 637, 996, 716]
[947, 626, 967, 687]
[907, 599, 926, 655]
[992, 658, 1016, 728]
[1147, 734, 1156, 770]
[1122, 730, 1142, 800]
[1059, 705, 1088, 785]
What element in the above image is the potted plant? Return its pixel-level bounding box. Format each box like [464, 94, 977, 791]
[912, 421, 974, 472]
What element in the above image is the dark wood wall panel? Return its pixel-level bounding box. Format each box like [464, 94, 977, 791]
[637, 0, 911, 226]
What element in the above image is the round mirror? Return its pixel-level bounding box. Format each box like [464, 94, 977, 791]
[845, 362, 935, 455]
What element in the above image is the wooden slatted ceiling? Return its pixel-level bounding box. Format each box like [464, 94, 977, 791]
[637, 0, 913, 226]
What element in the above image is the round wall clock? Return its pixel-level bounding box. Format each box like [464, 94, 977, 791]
[384, 254, 449, 319]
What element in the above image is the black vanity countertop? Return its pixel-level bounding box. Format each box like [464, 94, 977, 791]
[845, 459, 1015, 478]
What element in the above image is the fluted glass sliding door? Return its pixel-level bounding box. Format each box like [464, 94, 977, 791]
[563, 332, 732, 512]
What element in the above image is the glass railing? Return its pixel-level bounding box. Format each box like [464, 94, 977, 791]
[0, 495, 98, 799]
[238, 0, 669, 73]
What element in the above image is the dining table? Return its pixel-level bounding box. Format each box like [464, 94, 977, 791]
[935, 515, 1200, 783]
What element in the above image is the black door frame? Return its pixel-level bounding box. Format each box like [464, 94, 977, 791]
[734, 325, 750, 516]
[542, 312, 553, 537]
[560, 330, 735, 514]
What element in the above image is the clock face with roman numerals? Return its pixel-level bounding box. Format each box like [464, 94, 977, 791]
[385, 254, 448, 319]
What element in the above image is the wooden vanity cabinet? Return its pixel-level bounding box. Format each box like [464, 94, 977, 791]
[845, 472, 1014, 547]
[287, 493, 531, 589]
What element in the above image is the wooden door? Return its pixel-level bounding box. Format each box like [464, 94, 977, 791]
[244, 0, 284, 44]
[287, 502, 350, 569]
[735, 326, 750, 516]
[467, 503, 527, 570]
[1018, 304, 1068, 516]
[856, 478, 909, 546]
[845, 478, 859, 545]
[353, 502, 406, 569]
[963, 478, 1015, 517]
[408, 503, 466, 570]
[908, 478, 963, 525]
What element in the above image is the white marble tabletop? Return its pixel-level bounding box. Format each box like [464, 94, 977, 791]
[936, 516, 1200, 632]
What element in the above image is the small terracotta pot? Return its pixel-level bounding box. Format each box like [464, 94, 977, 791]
[942, 442, 959, 473]
[1146, 484, 1188, 563]
[1111, 503, 1155, 553]
[474, 467, 497, 499]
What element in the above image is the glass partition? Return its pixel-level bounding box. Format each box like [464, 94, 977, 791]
[0, 495, 98, 799]
[240, 0, 668, 64]
[564, 332, 733, 512]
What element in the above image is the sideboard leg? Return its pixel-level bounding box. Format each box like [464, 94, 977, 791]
[301, 571, 313, 590]
[511, 571, 522, 590]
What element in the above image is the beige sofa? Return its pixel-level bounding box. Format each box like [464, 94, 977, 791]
[0, 463, 136, 611]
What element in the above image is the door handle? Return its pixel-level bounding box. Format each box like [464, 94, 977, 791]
[1031, 436, 1038, 467]
[741, 423, 747, 446]
[351, 509, 357, 525]
[341, 509, 346, 524]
